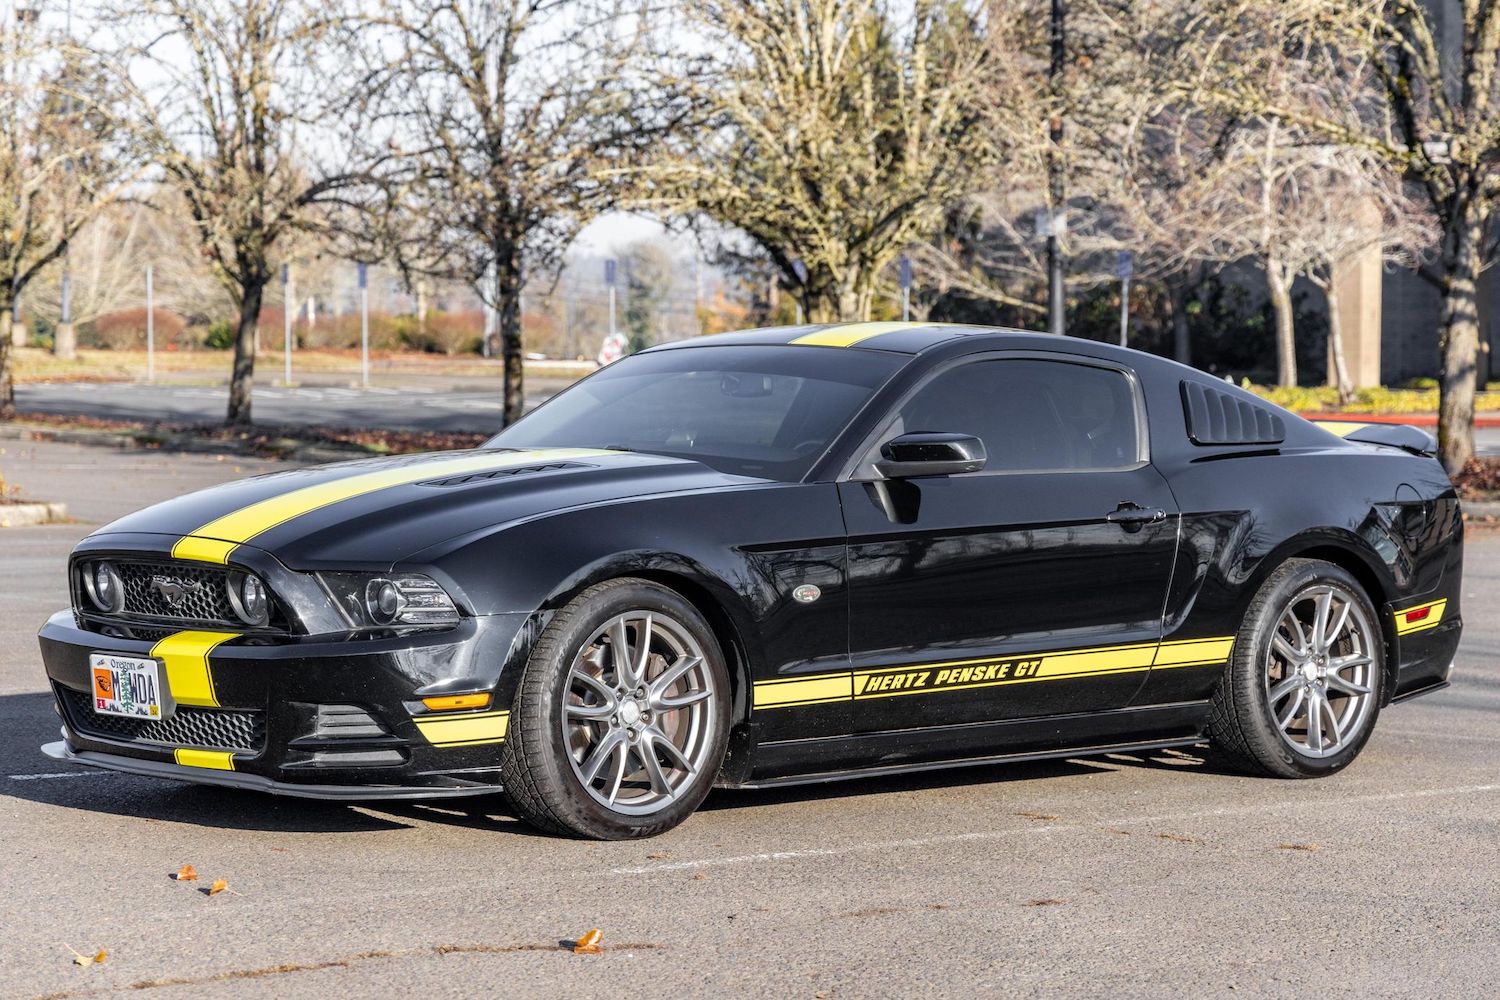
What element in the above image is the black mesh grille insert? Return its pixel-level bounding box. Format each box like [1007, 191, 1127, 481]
[59, 685, 265, 753]
[115, 561, 236, 622]
[418, 462, 589, 487]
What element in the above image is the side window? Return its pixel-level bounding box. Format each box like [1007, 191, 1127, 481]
[884, 359, 1141, 472]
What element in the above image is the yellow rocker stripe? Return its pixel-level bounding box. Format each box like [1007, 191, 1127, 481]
[414, 710, 510, 747]
[1394, 599, 1447, 636]
[151, 630, 239, 708]
[174, 748, 235, 770]
[753, 673, 854, 709]
[790, 322, 942, 348]
[172, 449, 609, 564]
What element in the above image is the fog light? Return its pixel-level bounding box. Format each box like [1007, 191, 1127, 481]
[227, 572, 271, 626]
[84, 561, 124, 613]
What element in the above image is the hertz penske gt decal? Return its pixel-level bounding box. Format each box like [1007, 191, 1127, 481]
[753, 636, 1237, 710]
[172, 449, 610, 564]
[150, 630, 239, 708]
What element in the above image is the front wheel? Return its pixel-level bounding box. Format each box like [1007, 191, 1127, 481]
[499, 579, 730, 839]
[1207, 559, 1385, 778]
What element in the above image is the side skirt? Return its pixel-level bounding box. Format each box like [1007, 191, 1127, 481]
[735, 701, 1210, 788]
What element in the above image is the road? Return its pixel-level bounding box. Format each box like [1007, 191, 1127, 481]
[12, 382, 576, 435]
[15, 383, 1500, 456]
[1, 439, 1497, 998]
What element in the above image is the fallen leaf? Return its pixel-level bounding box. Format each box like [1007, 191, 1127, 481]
[692, 873, 706, 881]
[174, 864, 199, 881]
[572, 928, 603, 954]
[1156, 832, 1198, 844]
[1025, 898, 1067, 907]
[1277, 842, 1320, 852]
[645, 851, 669, 860]
[208, 879, 229, 896]
[1016, 811, 1061, 821]
[65, 944, 106, 967]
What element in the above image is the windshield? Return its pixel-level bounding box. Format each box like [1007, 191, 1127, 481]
[487, 345, 904, 481]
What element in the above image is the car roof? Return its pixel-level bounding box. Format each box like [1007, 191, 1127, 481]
[644, 322, 1067, 356]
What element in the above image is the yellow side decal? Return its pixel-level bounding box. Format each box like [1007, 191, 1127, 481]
[151, 630, 239, 708]
[171, 449, 609, 564]
[414, 710, 510, 747]
[752, 673, 854, 709]
[174, 748, 235, 770]
[1395, 599, 1447, 636]
[1312, 421, 1369, 438]
[754, 636, 1236, 709]
[790, 322, 945, 348]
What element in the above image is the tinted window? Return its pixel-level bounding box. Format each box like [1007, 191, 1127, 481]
[885, 359, 1140, 471]
[488, 346, 903, 481]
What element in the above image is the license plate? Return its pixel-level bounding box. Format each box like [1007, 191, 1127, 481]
[89, 653, 165, 720]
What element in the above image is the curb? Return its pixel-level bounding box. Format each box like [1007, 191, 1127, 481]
[0, 500, 68, 527]
[1463, 501, 1500, 522]
[0, 423, 370, 466]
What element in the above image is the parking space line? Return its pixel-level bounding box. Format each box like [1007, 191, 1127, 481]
[610, 781, 1500, 875]
[6, 771, 105, 781]
[1384, 729, 1500, 744]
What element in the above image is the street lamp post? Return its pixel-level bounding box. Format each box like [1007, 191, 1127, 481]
[899, 256, 913, 322]
[1046, 0, 1066, 336]
[605, 258, 617, 343]
[282, 263, 293, 387]
[145, 265, 154, 382]
[358, 262, 369, 388]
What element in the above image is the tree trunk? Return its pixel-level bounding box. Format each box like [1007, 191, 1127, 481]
[0, 305, 14, 420]
[1437, 197, 1482, 476]
[1167, 272, 1192, 366]
[227, 279, 266, 426]
[1325, 284, 1353, 407]
[1266, 254, 1296, 388]
[496, 244, 525, 427]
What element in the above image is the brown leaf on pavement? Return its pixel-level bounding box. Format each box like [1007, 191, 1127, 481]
[1277, 843, 1320, 852]
[173, 864, 199, 881]
[646, 851, 669, 860]
[1016, 811, 1061, 821]
[1025, 899, 1067, 907]
[65, 944, 107, 966]
[208, 879, 229, 896]
[572, 928, 603, 954]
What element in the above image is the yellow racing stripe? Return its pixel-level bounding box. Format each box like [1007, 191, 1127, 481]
[172, 449, 608, 564]
[151, 630, 239, 708]
[413, 710, 510, 747]
[1394, 598, 1447, 636]
[174, 748, 235, 770]
[1313, 421, 1369, 438]
[754, 636, 1236, 709]
[790, 322, 942, 348]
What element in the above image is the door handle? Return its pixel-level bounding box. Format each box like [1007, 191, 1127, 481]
[1105, 504, 1167, 525]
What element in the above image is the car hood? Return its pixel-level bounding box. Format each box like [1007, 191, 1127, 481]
[91, 447, 757, 569]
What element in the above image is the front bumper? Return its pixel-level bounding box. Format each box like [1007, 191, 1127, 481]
[38, 609, 535, 797]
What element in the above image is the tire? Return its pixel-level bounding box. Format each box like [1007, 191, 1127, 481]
[499, 578, 731, 839]
[1207, 558, 1385, 778]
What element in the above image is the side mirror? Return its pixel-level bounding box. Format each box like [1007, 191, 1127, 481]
[874, 432, 987, 479]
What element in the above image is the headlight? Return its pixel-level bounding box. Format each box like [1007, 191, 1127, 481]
[320, 573, 460, 628]
[83, 561, 125, 613]
[226, 572, 271, 627]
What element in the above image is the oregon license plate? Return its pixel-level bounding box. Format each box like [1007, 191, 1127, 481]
[89, 653, 165, 719]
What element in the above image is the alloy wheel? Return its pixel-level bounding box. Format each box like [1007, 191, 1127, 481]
[1264, 583, 1377, 759]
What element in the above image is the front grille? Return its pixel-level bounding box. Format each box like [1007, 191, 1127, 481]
[116, 561, 236, 622]
[59, 686, 265, 753]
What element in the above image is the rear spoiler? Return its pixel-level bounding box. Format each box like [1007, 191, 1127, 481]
[1319, 421, 1437, 457]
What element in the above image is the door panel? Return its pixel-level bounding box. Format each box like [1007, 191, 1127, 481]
[840, 356, 1180, 735]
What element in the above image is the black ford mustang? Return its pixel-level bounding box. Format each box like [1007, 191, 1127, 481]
[38, 323, 1463, 838]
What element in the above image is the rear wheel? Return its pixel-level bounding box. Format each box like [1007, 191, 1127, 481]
[499, 578, 730, 838]
[1208, 559, 1385, 777]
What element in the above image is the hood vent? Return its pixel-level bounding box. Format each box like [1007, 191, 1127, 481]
[418, 461, 591, 488]
[1181, 381, 1286, 446]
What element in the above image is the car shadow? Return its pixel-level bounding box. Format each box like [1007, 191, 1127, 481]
[3, 690, 1235, 834]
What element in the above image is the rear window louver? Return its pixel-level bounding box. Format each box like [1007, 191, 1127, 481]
[419, 462, 591, 487]
[1180, 381, 1286, 446]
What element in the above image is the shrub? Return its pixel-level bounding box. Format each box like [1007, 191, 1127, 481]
[90, 308, 187, 350]
[404, 311, 483, 355]
[203, 320, 236, 349]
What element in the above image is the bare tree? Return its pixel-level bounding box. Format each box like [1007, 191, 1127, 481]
[119, 0, 385, 425]
[1177, 0, 1500, 472]
[648, 0, 991, 323]
[0, 6, 138, 417]
[369, 0, 646, 425]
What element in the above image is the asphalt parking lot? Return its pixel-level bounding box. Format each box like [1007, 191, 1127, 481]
[1, 439, 1496, 999]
